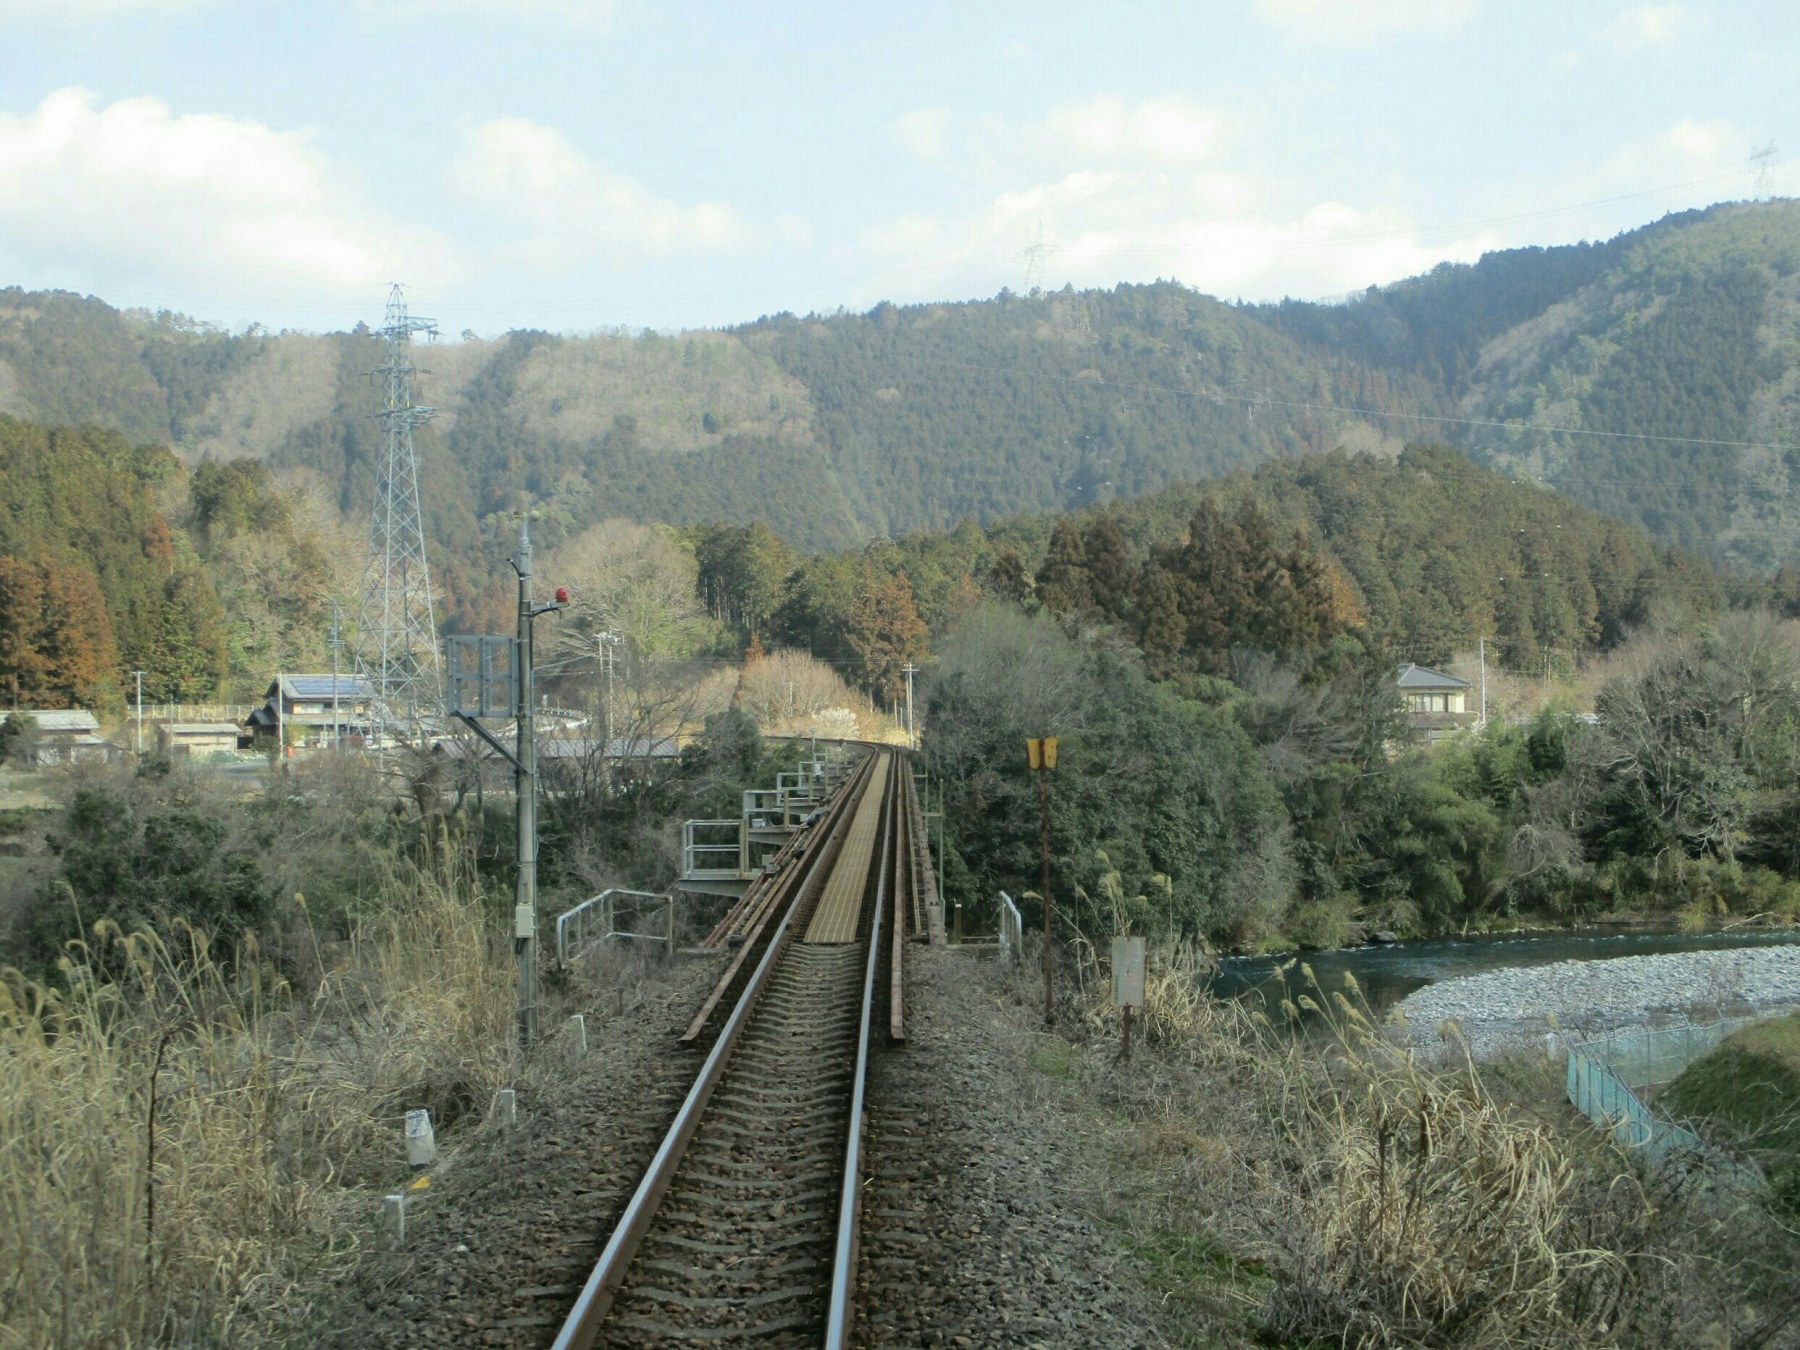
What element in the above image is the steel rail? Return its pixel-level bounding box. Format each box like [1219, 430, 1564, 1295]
[679, 752, 876, 1044]
[890, 761, 910, 1042]
[824, 755, 898, 1348]
[548, 753, 881, 1350]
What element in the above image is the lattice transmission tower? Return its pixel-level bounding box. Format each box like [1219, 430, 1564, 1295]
[355, 284, 442, 745]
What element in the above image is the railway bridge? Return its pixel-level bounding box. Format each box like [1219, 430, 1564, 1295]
[552, 744, 942, 1348]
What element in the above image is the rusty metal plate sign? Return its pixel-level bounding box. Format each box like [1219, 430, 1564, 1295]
[1112, 935, 1146, 1009]
[446, 635, 516, 718]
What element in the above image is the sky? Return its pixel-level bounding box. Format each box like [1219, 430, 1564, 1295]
[0, 0, 1795, 336]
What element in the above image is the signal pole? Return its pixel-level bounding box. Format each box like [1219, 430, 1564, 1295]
[514, 520, 540, 1048]
[507, 515, 568, 1049]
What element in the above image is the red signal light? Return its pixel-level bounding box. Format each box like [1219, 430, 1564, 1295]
[554, 586, 569, 604]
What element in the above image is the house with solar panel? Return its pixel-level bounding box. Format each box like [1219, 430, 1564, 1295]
[247, 673, 376, 751]
[1396, 663, 1478, 741]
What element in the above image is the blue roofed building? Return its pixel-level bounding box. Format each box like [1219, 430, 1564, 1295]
[247, 673, 376, 750]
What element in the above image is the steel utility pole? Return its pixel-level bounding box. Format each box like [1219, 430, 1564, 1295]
[514, 520, 539, 1048]
[132, 671, 145, 755]
[355, 285, 442, 745]
[598, 631, 620, 747]
[506, 516, 569, 1049]
[902, 662, 917, 749]
[1026, 737, 1058, 1025]
[329, 601, 344, 750]
[1478, 637, 1488, 729]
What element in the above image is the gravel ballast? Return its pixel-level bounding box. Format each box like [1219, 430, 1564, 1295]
[854, 945, 1173, 1349]
[1395, 945, 1800, 1057]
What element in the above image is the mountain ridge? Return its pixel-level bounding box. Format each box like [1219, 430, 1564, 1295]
[2, 199, 1796, 625]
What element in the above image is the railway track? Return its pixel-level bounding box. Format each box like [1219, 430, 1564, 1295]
[552, 749, 917, 1349]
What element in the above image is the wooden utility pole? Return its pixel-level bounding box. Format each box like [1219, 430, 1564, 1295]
[1026, 737, 1058, 1025]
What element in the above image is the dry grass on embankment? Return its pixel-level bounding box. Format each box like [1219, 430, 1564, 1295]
[1032, 945, 1800, 1349]
[0, 860, 512, 1350]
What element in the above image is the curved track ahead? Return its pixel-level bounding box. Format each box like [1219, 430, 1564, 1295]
[551, 750, 916, 1349]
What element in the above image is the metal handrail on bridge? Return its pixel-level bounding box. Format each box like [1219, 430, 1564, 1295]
[681, 818, 744, 877]
[554, 888, 671, 969]
[999, 890, 1023, 965]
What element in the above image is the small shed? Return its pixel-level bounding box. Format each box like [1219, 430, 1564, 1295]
[158, 722, 246, 757]
[1, 710, 122, 765]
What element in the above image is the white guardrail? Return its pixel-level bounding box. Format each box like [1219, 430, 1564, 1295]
[998, 891, 1023, 966]
[555, 888, 673, 968]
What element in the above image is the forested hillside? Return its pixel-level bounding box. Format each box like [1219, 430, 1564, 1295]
[693, 443, 1720, 687]
[0, 417, 224, 706]
[0, 416, 359, 710]
[2, 199, 1798, 617]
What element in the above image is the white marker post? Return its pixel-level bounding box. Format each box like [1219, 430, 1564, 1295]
[1112, 935, 1146, 1065]
[405, 1108, 437, 1168]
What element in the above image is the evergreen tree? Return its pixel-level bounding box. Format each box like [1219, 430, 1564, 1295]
[1082, 514, 1135, 621]
[986, 547, 1033, 605]
[1034, 520, 1092, 614]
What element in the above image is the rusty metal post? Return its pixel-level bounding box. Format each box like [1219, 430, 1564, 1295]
[1038, 760, 1052, 1026]
[1122, 1004, 1133, 1064]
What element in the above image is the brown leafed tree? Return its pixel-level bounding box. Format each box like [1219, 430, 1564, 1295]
[1135, 495, 1350, 676]
[0, 554, 119, 708]
[846, 563, 928, 702]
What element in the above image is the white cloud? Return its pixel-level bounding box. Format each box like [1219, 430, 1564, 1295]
[380, 0, 617, 26]
[858, 161, 1498, 308]
[1578, 117, 1783, 200]
[448, 117, 803, 273]
[0, 87, 458, 305]
[0, 0, 213, 13]
[891, 95, 1228, 175]
[1601, 4, 1695, 52]
[1252, 0, 1479, 47]
[1042, 96, 1224, 164]
[891, 107, 953, 164]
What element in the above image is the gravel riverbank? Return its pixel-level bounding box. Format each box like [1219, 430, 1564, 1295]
[1394, 945, 1800, 1058]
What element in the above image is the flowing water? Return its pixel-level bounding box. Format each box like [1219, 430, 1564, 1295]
[1210, 927, 1800, 1014]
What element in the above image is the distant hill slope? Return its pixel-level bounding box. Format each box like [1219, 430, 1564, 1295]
[1458, 203, 1800, 571]
[1262, 201, 1800, 568]
[2, 199, 1798, 607]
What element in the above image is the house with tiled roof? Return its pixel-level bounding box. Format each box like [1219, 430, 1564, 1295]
[246, 674, 376, 749]
[1, 709, 123, 765]
[1396, 663, 1477, 741]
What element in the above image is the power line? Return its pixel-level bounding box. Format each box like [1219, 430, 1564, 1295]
[893, 351, 1800, 457]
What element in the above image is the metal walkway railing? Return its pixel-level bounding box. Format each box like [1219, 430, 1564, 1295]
[554, 888, 672, 968]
